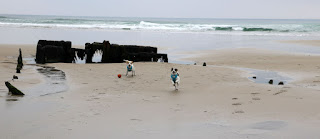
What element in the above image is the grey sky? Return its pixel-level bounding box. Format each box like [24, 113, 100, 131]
[0, 0, 320, 19]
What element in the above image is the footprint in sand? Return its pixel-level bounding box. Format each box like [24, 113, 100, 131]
[142, 99, 151, 102]
[252, 97, 261, 100]
[251, 121, 287, 130]
[233, 110, 245, 114]
[6, 98, 18, 101]
[232, 98, 238, 100]
[232, 103, 242, 106]
[130, 119, 142, 121]
[273, 90, 287, 95]
[251, 92, 259, 95]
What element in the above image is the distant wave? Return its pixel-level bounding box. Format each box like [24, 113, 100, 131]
[214, 27, 274, 32]
[0, 22, 297, 32]
[215, 27, 233, 31]
[53, 18, 95, 22]
[243, 27, 273, 31]
[1, 17, 319, 34]
[139, 21, 159, 26]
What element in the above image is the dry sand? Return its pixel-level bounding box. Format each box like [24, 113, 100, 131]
[1, 43, 320, 138]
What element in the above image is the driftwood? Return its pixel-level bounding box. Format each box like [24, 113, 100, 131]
[5, 81, 25, 95]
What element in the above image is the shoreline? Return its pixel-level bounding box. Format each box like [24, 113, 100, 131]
[1, 44, 320, 138]
[279, 40, 320, 47]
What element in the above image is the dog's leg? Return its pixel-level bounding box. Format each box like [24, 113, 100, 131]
[126, 71, 128, 76]
[175, 83, 178, 90]
[132, 71, 134, 77]
[177, 83, 179, 90]
[171, 80, 175, 86]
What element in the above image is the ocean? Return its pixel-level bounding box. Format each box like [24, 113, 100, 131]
[1, 14, 320, 62]
[1, 14, 320, 34]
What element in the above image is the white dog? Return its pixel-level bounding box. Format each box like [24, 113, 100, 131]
[170, 68, 180, 90]
[124, 60, 135, 77]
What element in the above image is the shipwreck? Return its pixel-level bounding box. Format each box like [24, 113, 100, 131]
[35, 40, 168, 64]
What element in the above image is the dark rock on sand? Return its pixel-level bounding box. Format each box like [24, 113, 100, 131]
[13, 75, 18, 80]
[278, 82, 284, 85]
[5, 81, 24, 95]
[268, 79, 273, 84]
[203, 62, 206, 66]
[253, 76, 256, 79]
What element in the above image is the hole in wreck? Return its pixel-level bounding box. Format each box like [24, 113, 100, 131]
[73, 51, 86, 64]
[157, 56, 165, 62]
[92, 50, 103, 63]
[73, 50, 103, 64]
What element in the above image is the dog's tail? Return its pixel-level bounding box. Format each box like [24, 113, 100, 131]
[123, 59, 130, 64]
[123, 59, 133, 64]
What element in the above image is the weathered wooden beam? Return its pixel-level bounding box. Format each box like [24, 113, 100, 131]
[5, 81, 25, 95]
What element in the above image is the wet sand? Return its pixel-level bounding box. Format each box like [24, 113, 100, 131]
[279, 40, 320, 47]
[1, 44, 320, 138]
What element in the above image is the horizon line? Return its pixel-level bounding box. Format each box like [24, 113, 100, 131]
[1, 13, 320, 20]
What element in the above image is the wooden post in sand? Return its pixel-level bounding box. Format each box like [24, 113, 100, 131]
[16, 48, 23, 73]
[5, 81, 25, 95]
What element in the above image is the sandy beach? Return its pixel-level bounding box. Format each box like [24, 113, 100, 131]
[1, 41, 320, 138]
[279, 40, 320, 47]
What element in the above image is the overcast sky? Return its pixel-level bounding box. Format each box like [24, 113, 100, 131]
[1, 0, 320, 19]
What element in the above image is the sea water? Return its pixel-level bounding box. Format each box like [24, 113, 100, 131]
[1, 14, 320, 62]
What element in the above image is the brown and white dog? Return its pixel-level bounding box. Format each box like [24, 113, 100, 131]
[124, 60, 135, 77]
[170, 68, 180, 90]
